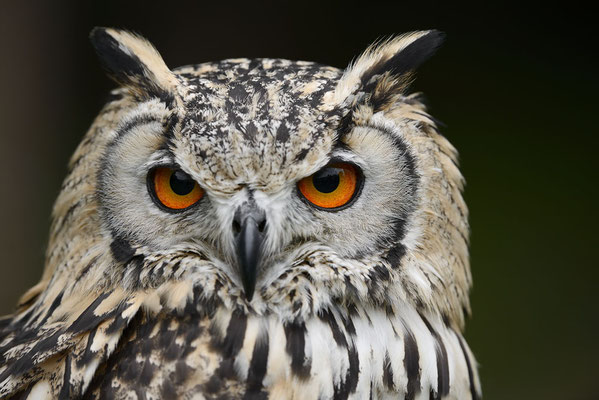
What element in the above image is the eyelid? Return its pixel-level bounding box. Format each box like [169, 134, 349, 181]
[327, 153, 364, 170]
[142, 153, 176, 171]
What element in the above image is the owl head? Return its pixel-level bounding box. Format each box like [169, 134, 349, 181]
[22, 28, 470, 332]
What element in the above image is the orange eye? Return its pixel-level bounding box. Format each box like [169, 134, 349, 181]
[150, 167, 203, 211]
[298, 162, 361, 210]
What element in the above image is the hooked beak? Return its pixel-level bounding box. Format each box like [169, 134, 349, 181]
[232, 204, 266, 301]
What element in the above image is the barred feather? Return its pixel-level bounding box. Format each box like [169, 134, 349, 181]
[1, 281, 480, 399]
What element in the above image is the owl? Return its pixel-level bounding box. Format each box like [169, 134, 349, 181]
[0, 28, 480, 399]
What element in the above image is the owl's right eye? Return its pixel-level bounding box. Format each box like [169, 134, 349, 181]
[148, 167, 204, 211]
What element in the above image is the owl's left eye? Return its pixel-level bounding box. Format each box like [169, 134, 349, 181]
[148, 167, 204, 211]
[297, 162, 362, 210]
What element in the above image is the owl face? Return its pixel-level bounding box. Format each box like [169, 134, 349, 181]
[41, 28, 469, 327]
[98, 55, 421, 303]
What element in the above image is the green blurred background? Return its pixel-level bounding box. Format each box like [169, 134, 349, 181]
[0, 1, 597, 398]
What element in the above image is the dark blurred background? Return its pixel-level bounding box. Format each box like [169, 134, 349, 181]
[1, 1, 597, 398]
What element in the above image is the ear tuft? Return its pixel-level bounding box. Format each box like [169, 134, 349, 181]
[360, 30, 444, 87]
[334, 30, 445, 109]
[90, 27, 177, 102]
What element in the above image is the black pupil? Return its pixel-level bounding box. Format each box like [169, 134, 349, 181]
[169, 170, 195, 196]
[313, 168, 341, 193]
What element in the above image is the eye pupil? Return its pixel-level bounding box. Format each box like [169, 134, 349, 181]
[312, 168, 340, 193]
[169, 170, 195, 196]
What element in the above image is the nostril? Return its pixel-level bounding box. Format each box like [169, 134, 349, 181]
[232, 219, 241, 235]
[257, 219, 266, 233]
